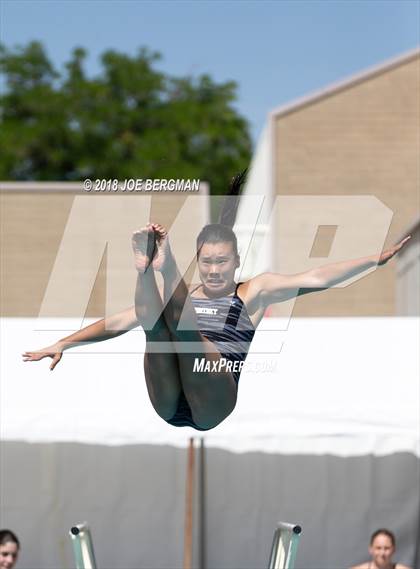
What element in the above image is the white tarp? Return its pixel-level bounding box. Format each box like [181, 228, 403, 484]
[2, 316, 419, 456]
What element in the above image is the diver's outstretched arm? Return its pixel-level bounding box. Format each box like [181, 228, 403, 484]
[22, 306, 139, 370]
[250, 236, 411, 306]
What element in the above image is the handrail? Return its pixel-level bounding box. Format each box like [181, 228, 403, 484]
[69, 522, 97, 569]
[267, 522, 302, 569]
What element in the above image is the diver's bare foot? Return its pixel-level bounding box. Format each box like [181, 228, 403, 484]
[150, 223, 173, 272]
[132, 226, 156, 273]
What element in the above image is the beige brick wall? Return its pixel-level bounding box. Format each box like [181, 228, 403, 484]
[1, 189, 208, 317]
[272, 56, 419, 316]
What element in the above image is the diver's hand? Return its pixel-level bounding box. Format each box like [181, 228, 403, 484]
[22, 342, 64, 371]
[378, 235, 411, 266]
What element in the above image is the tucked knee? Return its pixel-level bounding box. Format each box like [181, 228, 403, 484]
[189, 388, 237, 430]
[152, 400, 179, 421]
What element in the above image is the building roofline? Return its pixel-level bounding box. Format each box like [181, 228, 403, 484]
[270, 47, 420, 120]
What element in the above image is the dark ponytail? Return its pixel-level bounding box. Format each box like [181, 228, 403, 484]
[218, 169, 248, 227]
[197, 170, 247, 256]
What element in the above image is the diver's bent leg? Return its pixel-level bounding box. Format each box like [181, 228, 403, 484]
[133, 238, 182, 420]
[161, 262, 200, 336]
[134, 268, 167, 332]
[143, 330, 182, 420]
[154, 236, 237, 428]
[177, 339, 238, 429]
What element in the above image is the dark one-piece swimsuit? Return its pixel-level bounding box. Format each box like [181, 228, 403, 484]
[166, 283, 256, 431]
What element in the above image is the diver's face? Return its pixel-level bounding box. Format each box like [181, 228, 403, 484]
[0, 542, 19, 569]
[198, 241, 239, 294]
[368, 534, 395, 568]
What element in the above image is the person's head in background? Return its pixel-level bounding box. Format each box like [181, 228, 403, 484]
[0, 530, 19, 569]
[369, 529, 396, 568]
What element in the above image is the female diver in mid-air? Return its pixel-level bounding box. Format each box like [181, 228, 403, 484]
[23, 174, 410, 431]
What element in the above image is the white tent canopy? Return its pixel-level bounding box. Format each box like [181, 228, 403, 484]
[2, 316, 419, 569]
[3, 316, 418, 456]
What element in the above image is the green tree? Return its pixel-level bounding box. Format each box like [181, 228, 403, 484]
[0, 41, 251, 195]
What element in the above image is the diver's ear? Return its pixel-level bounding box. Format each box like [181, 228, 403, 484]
[235, 255, 240, 269]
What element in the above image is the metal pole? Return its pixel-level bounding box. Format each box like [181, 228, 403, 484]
[69, 523, 97, 569]
[267, 522, 302, 569]
[199, 438, 206, 569]
[183, 438, 195, 569]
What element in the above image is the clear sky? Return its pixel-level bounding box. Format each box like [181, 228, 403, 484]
[1, 0, 419, 143]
